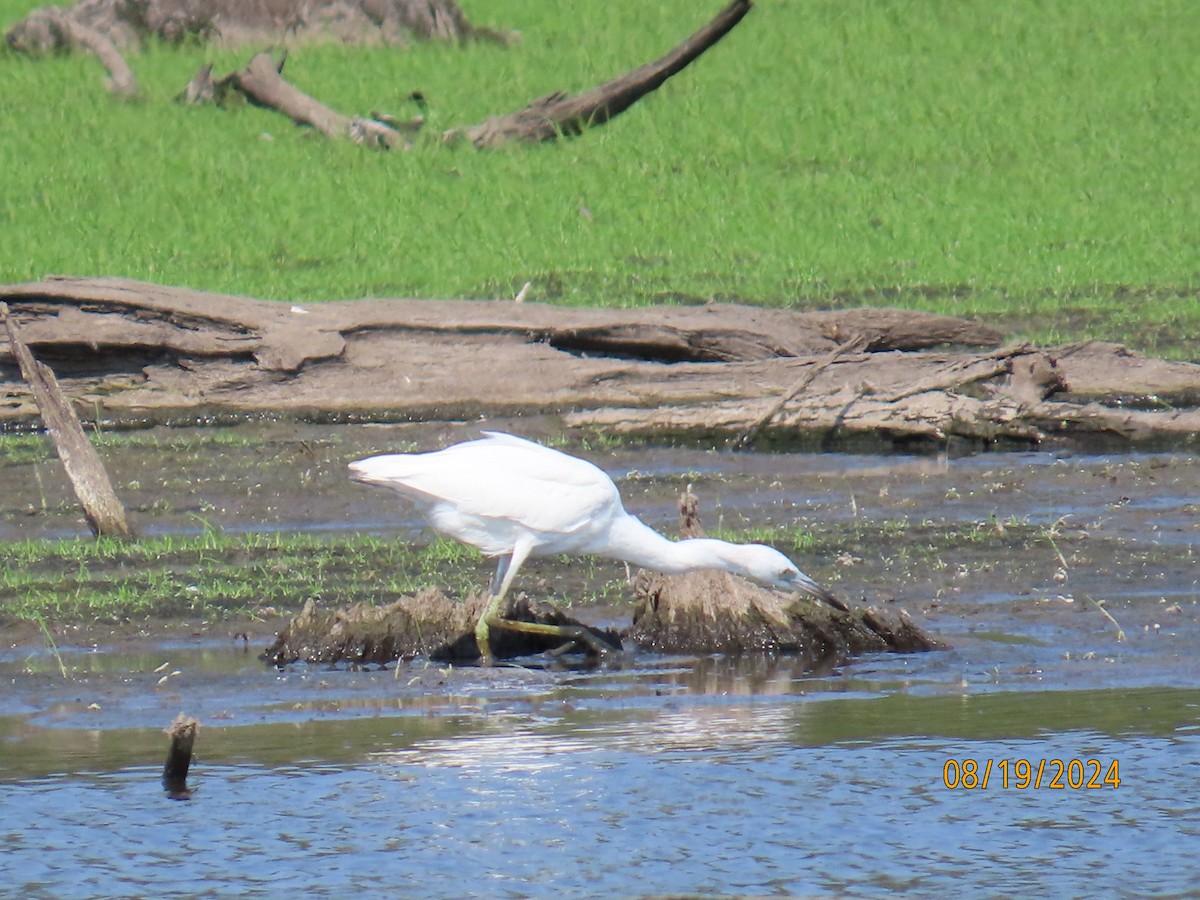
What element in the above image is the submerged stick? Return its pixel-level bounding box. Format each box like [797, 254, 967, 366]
[1085, 595, 1127, 642]
[162, 713, 199, 799]
[1, 302, 133, 539]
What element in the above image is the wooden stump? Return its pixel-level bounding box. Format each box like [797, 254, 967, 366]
[262, 590, 622, 665]
[625, 490, 943, 658]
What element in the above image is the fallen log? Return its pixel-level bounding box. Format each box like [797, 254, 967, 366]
[183, 0, 752, 151]
[444, 0, 752, 148]
[733, 335, 868, 449]
[6, 0, 512, 52]
[1, 302, 133, 539]
[626, 490, 943, 657]
[183, 51, 422, 149]
[1, 277, 1196, 446]
[568, 347, 1200, 445]
[262, 590, 622, 665]
[11, 5, 139, 97]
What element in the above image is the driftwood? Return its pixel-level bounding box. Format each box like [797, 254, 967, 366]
[186, 0, 752, 150]
[733, 335, 868, 449]
[10, 5, 139, 97]
[6, 0, 511, 98]
[8, 0, 746, 149]
[1, 302, 132, 539]
[181, 51, 424, 149]
[1, 277, 1198, 446]
[627, 490, 942, 658]
[263, 590, 622, 665]
[6, 0, 511, 53]
[443, 0, 751, 148]
[162, 713, 197, 800]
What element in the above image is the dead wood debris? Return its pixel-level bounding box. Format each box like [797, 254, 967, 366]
[7, 0, 747, 150]
[733, 334, 869, 449]
[179, 50, 424, 149]
[443, 0, 752, 149]
[177, 0, 753, 150]
[7, 0, 512, 54]
[7, 0, 511, 99]
[1, 301, 133, 539]
[9, 5, 139, 96]
[262, 591, 622, 665]
[1, 277, 1197, 446]
[162, 713, 198, 799]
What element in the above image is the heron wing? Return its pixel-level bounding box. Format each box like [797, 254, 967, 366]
[351, 433, 622, 540]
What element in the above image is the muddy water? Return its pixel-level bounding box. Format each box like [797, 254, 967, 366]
[1, 421, 1198, 897]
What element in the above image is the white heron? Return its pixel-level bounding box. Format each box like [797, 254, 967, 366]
[349, 432, 840, 663]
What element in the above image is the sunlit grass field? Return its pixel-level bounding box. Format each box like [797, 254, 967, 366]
[1, 0, 1198, 357]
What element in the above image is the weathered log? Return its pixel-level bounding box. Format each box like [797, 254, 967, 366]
[626, 490, 943, 657]
[193, 51, 423, 149]
[1, 277, 1196, 445]
[6, 0, 513, 53]
[1, 302, 133, 539]
[182, 1, 750, 151]
[13, 5, 140, 96]
[569, 348, 1200, 445]
[733, 335, 868, 449]
[443, 0, 752, 148]
[262, 590, 622, 665]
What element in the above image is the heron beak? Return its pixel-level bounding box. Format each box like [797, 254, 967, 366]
[792, 575, 850, 613]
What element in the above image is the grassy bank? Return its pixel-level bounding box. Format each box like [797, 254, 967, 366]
[0, 531, 494, 623]
[1, 0, 1198, 356]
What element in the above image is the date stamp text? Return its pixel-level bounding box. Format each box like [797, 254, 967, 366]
[942, 758, 1121, 790]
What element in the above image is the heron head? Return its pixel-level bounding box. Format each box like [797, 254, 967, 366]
[716, 542, 840, 606]
[726, 544, 807, 590]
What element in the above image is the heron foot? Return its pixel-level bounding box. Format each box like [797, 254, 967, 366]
[484, 614, 620, 662]
[474, 617, 496, 666]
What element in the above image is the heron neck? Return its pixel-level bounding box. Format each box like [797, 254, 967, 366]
[601, 514, 732, 574]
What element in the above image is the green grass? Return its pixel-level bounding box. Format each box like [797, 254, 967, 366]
[0, 530, 497, 623]
[2, 0, 1199, 357]
[0, 512, 1078, 625]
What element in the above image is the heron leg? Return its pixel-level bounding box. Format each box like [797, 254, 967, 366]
[474, 540, 618, 664]
[475, 546, 525, 665]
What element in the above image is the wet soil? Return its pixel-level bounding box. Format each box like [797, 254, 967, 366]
[2, 417, 1196, 653]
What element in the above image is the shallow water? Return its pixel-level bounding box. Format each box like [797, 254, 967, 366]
[1, 421, 1198, 896]
[2, 645, 1198, 898]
